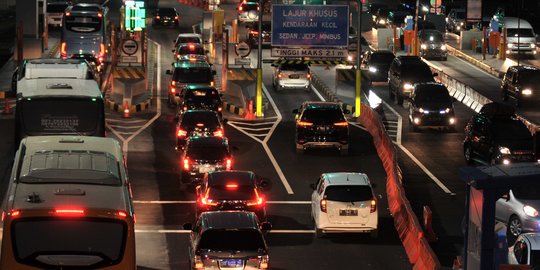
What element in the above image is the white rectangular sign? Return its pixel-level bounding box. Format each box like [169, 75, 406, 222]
[271, 48, 347, 58]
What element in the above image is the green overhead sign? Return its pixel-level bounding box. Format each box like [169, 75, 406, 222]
[124, 1, 146, 31]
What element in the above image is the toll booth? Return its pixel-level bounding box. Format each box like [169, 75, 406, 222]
[460, 163, 540, 270]
[16, 0, 46, 60]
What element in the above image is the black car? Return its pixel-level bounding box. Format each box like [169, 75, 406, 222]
[418, 30, 448, 61]
[501, 65, 540, 106]
[183, 211, 271, 270]
[361, 50, 395, 83]
[247, 21, 271, 46]
[176, 110, 224, 150]
[152, 8, 179, 27]
[293, 102, 350, 155]
[463, 102, 535, 165]
[388, 56, 437, 105]
[166, 61, 215, 106]
[178, 85, 223, 116]
[179, 136, 232, 184]
[408, 83, 456, 131]
[195, 170, 268, 220]
[173, 43, 207, 61]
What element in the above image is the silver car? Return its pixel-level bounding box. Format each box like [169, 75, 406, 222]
[237, 1, 259, 23]
[496, 186, 540, 244]
[271, 63, 311, 92]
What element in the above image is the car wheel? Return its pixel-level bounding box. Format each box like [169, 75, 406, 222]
[315, 227, 324, 238]
[464, 145, 474, 165]
[507, 215, 522, 245]
[370, 229, 378, 239]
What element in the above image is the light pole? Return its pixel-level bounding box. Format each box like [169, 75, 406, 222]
[255, 0, 263, 117]
[354, 0, 362, 117]
[413, 0, 419, 56]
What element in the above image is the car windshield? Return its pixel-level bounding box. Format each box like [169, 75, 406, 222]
[402, 64, 433, 78]
[520, 70, 540, 85]
[185, 89, 220, 105]
[157, 8, 176, 16]
[370, 53, 394, 64]
[181, 113, 220, 128]
[507, 28, 535, 38]
[324, 185, 373, 202]
[177, 37, 201, 44]
[415, 87, 452, 103]
[178, 46, 205, 55]
[301, 108, 345, 124]
[65, 15, 102, 33]
[281, 64, 308, 71]
[420, 32, 444, 42]
[512, 186, 540, 200]
[208, 185, 256, 200]
[491, 120, 532, 140]
[198, 230, 265, 251]
[173, 67, 213, 83]
[187, 144, 228, 160]
[242, 3, 259, 11]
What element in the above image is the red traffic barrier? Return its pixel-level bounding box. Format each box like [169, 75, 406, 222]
[123, 101, 130, 118]
[244, 99, 256, 120]
[2, 98, 12, 115]
[423, 206, 438, 243]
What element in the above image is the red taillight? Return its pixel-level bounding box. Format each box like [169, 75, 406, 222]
[226, 158, 232, 170]
[334, 122, 348, 126]
[218, 106, 222, 112]
[171, 81, 176, 86]
[196, 123, 205, 127]
[156, 15, 161, 19]
[176, 54, 181, 59]
[370, 199, 377, 213]
[257, 6, 260, 11]
[177, 128, 187, 137]
[189, 44, 195, 50]
[65, 12, 71, 16]
[170, 86, 176, 94]
[61, 42, 67, 57]
[277, 73, 283, 78]
[226, 183, 238, 190]
[250, 30, 258, 35]
[297, 121, 313, 127]
[307, 73, 311, 79]
[55, 209, 85, 216]
[210, 81, 215, 86]
[320, 199, 327, 213]
[183, 158, 190, 170]
[99, 43, 105, 57]
[7, 210, 20, 219]
[175, 16, 179, 20]
[117, 211, 128, 218]
[97, 12, 103, 18]
[183, 106, 188, 111]
[213, 129, 223, 137]
[238, 6, 243, 11]
[247, 189, 265, 206]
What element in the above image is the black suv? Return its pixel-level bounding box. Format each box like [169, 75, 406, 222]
[408, 83, 456, 131]
[195, 171, 269, 220]
[166, 61, 215, 106]
[180, 136, 232, 184]
[178, 85, 223, 117]
[183, 211, 271, 270]
[293, 102, 350, 155]
[176, 110, 224, 150]
[388, 56, 437, 105]
[501, 65, 540, 106]
[418, 30, 448, 61]
[463, 102, 535, 165]
[152, 8, 179, 27]
[361, 50, 395, 83]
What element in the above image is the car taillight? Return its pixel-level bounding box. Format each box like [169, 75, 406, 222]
[297, 121, 313, 127]
[5, 210, 20, 220]
[370, 199, 377, 213]
[188, 44, 195, 50]
[55, 208, 85, 217]
[193, 255, 204, 269]
[250, 30, 258, 35]
[61, 42, 67, 58]
[183, 106, 188, 111]
[277, 73, 283, 78]
[176, 128, 187, 137]
[225, 158, 232, 170]
[200, 188, 218, 206]
[117, 211, 128, 218]
[320, 199, 327, 213]
[238, 6, 243, 11]
[183, 158, 190, 170]
[218, 106, 222, 112]
[170, 86, 176, 94]
[247, 188, 265, 206]
[259, 255, 269, 269]
[175, 16, 179, 20]
[307, 73, 311, 79]
[176, 54, 181, 59]
[65, 12, 70, 16]
[334, 122, 348, 126]
[97, 12, 102, 18]
[226, 183, 238, 190]
[156, 15, 161, 19]
[213, 129, 223, 137]
[210, 81, 215, 86]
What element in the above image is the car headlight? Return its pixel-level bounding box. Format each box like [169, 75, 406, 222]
[347, 55, 353, 61]
[419, 108, 429, 114]
[403, 83, 414, 90]
[368, 66, 377, 73]
[379, 19, 386, 25]
[522, 89, 533, 95]
[441, 45, 447, 50]
[439, 108, 450, 114]
[499, 147, 511, 154]
[524, 205, 539, 217]
[531, 43, 536, 49]
[421, 44, 427, 50]
[459, 22, 464, 26]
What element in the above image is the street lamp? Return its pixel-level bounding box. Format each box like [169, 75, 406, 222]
[354, 0, 362, 118]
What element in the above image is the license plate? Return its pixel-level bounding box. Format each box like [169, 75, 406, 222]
[289, 74, 300, 79]
[317, 126, 328, 132]
[198, 165, 215, 173]
[339, 209, 358, 216]
[220, 259, 243, 268]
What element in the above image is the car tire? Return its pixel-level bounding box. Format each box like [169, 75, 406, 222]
[315, 228, 324, 238]
[507, 215, 522, 246]
[370, 229, 378, 239]
[464, 144, 474, 165]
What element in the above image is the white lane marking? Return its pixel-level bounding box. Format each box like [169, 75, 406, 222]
[107, 124, 144, 129]
[133, 200, 311, 204]
[114, 131, 137, 135]
[227, 122, 263, 143]
[228, 121, 275, 126]
[134, 229, 315, 234]
[311, 84, 326, 101]
[380, 99, 402, 145]
[228, 126, 272, 132]
[106, 118, 147, 123]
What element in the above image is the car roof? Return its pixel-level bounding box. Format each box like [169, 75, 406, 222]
[17, 78, 102, 98]
[207, 170, 255, 186]
[414, 82, 447, 91]
[396, 55, 422, 62]
[199, 211, 259, 230]
[322, 172, 370, 186]
[479, 102, 515, 117]
[303, 101, 341, 110]
[371, 50, 394, 55]
[67, 3, 104, 15]
[510, 65, 540, 72]
[182, 110, 219, 116]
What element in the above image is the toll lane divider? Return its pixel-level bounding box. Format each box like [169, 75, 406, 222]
[445, 45, 503, 78]
[312, 72, 440, 268]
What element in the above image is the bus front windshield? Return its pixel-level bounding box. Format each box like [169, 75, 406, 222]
[21, 98, 102, 135]
[65, 15, 102, 33]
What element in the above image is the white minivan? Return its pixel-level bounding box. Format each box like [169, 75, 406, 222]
[502, 17, 538, 56]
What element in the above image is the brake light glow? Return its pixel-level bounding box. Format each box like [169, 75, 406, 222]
[210, 81, 215, 86]
[238, 6, 243, 11]
[297, 121, 313, 127]
[65, 12, 71, 16]
[61, 42, 67, 58]
[175, 16, 179, 20]
[183, 158, 190, 170]
[257, 6, 260, 11]
[370, 199, 377, 213]
[9, 210, 20, 218]
[117, 211, 128, 218]
[226, 183, 239, 190]
[156, 15, 161, 19]
[218, 106, 222, 112]
[177, 128, 187, 137]
[226, 158, 232, 170]
[97, 12, 102, 18]
[213, 129, 223, 137]
[171, 81, 176, 86]
[260, 256, 269, 269]
[193, 256, 204, 269]
[55, 209, 85, 216]
[334, 122, 348, 126]
[307, 73, 311, 79]
[176, 54, 181, 59]
[277, 73, 283, 78]
[188, 44, 195, 50]
[196, 123, 205, 127]
[320, 199, 327, 213]
[183, 106, 188, 111]
[170, 86, 176, 94]
[250, 30, 258, 35]
[247, 189, 265, 206]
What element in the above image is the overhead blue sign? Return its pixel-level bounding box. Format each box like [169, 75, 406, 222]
[271, 5, 349, 47]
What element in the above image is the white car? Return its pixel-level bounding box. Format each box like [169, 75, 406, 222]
[311, 172, 378, 238]
[508, 233, 540, 267]
[237, 1, 259, 23]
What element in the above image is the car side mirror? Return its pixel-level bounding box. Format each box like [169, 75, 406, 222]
[292, 109, 298, 114]
[166, 70, 172, 75]
[260, 222, 272, 231]
[501, 193, 509, 201]
[183, 223, 193, 230]
[433, 72, 439, 77]
[310, 183, 316, 190]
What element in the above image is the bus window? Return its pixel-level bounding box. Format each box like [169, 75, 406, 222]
[65, 15, 102, 33]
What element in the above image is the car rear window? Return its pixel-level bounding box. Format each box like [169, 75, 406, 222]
[185, 89, 221, 104]
[301, 108, 345, 123]
[324, 185, 373, 202]
[241, 3, 259, 11]
[198, 230, 265, 251]
[208, 185, 256, 200]
[187, 145, 229, 160]
[402, 64, 433, 78]
[520, 70, 540, 85]
[173, 67, 213, 83]
[281, 64, 308, 71]
[157, 8, 176, 16]
[177, 37, 202, 44]
[181, 112, 220, 128]
[415, 86, 451, 102]
[370, 53, 395, 63]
